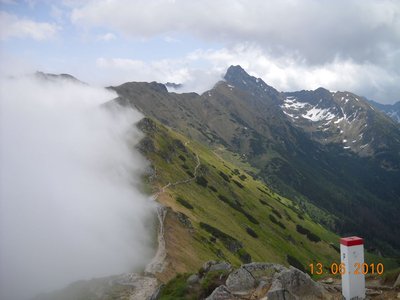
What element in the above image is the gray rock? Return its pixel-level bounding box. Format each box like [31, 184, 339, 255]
[267, 267, 325, 299]
[226, 267, 255, 292]
[209, 262, 232, 272]
[206, 285, 237, 300]
[243, 262, 287, 280]
[186, 274, 200, 285]
[203, 260, 218, 272]
[203, 261, 231, 273]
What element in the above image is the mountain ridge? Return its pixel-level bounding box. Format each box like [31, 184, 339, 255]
[111, 65, 400, 255]
[34, 71, 86, 84]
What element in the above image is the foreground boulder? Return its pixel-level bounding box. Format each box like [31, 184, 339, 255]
[266, 267, 325, 300]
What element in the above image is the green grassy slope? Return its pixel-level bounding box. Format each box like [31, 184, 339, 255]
[138, 117, 398, 280]
[139, 118, 340, 273]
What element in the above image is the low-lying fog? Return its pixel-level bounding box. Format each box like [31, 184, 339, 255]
[0, 75, 156, 300]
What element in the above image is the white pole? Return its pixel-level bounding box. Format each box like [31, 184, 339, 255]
[340, 236, 365, 300]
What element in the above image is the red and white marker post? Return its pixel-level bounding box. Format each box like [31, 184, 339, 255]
[340, 236, 365, 300]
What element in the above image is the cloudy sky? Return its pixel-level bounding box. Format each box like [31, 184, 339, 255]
[0, 0, 399, 103]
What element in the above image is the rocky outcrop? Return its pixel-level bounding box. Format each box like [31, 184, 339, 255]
[224, 263, 291, 295]
[155, 260, 399, 299]
[183, 261, 328, 300]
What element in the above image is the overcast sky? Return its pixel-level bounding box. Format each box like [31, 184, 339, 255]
[0, 0, 399, 103]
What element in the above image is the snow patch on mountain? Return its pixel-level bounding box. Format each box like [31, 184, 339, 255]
[334, 117, 343, 124]
[302, 106, 335, 121]
[282, 97, 308, 110]
[281, 97, 336, 122]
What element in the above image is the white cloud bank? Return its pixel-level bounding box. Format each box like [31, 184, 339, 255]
[71, 0, 400, 66]
[0, 75, 155, 300]
[69, 0, 400, 103]
[0, 11, 60, 40]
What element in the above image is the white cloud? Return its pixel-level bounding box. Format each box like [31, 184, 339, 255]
[97, 32, 116, 41]
[95, 56, 219, 94]
[0, 75, 156, 299]
[0, 11, 60, 40]
[71, 0, 400, 65]
[96, 57, 187, 84]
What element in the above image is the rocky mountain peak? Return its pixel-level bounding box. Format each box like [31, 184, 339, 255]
[314, 87, 332, 97]
[223, 65, 280, 99]
[224, 65, 249, 81]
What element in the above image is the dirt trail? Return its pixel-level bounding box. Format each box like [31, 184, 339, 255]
[144, 206, 167, 274]
[145, 153, 200, 273]
[128, 153, 201, 299]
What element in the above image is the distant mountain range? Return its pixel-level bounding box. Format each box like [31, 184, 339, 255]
[35, 71, 85, 84]
[110, 65, 400, 255]
[368, 99, 400, 123]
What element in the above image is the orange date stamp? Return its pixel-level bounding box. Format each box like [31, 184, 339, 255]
[309, 262, 384, 275]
